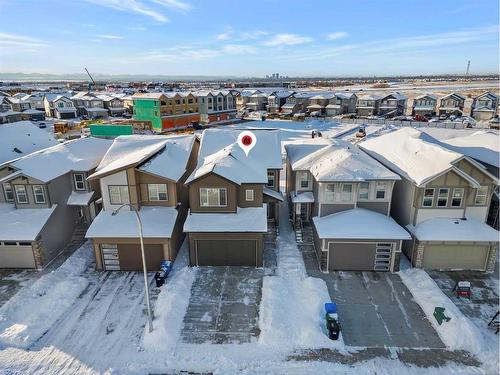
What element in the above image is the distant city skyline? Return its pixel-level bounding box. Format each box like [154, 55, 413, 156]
[0, 0, 499, 77]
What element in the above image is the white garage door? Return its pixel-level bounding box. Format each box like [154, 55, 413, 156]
[422, 244, 490, 271]
[0, 241, 36, 268]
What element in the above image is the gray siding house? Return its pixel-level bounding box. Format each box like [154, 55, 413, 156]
[0, 137, 112, 269]
[285, 140, 410, 272]
[412, 94, 437, 118]
[356, 94, 382, 117]
[378, 92, 407, 117]
[438, 93, 465, 116]
[471, 91, 498, 121]
[361, 127, 499, 272]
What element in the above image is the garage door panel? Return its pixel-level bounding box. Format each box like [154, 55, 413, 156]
[422, 244, 489, 271]
[0, 245, 36, 268]
[328, 242, 377, 271]
[116, 244, 164, 271]
[196, 240, 256, 266]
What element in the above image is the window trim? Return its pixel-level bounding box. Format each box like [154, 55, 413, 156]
[298, 171, 310, 189]
[436, 188, 449, 207]
[341, 183, 353, 202]
[375, 182, 387, 200]
[358, 182, 370, 200]
[475, 186, 488, 205]
[245, 189, 254, 201]
[14, 185, 28, 204]
[33, 185, 46, 204]
[3, 183, 14, 202]
[108, 185, 129, 205]
[200, 187, 228, 207]
[147, 183, 168, 201]
[266, 172, 275, 188]
[422, 188, 435, 207]
[324, 183, 335, 203]
[451, 188, 464, 207]
[73, 173, 86, 191]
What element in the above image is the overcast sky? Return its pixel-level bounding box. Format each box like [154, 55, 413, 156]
[0, 0, 498, 77]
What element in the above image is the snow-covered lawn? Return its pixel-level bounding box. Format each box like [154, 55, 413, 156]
[0, 241, 93, 349]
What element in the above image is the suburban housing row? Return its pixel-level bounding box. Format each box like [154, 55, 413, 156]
[0, 127, 498, 272]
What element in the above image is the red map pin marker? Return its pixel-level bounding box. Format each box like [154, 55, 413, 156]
[237, 131, 257, 156]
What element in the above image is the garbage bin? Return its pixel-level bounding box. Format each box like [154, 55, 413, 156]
[154, 271, 166, 287]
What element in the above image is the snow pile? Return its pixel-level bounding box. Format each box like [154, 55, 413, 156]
[143, 242, 197, 352]
[0, 241, 93, 349]
[399, 268, 485, 353]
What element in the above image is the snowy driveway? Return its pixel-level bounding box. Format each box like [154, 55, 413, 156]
[181, 266, 264, 344]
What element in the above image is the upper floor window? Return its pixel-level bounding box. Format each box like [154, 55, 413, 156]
[437, 188, 449, 207]
[33, 185, 46, 204]
[298, 172, 310, 189]
[175, 99, 181, 105]
[376, 182, 387, 199]
[3, 183, 14, 202]
[422, 188, 434, 207]
[74, 173, 86, 191]
[475, 186, 488, 205]
[148, 184, 168, 201]
[358, 182, 369, 200]
[57, 102, 64, 108]
[15, 185, 28, 204]
[109, 185, 129, 205]
[267, 172, 275, 188]
[200, 188, 227, 207]
[451, 188, 464, 207]
[341, 183, 353, 202]
[245, 189, 254, 201]
[324, 183, 335, 203]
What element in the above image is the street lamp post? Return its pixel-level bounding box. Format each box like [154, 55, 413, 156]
[112, 203, 154, 332]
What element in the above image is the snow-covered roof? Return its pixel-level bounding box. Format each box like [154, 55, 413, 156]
[286, 140, 399, 182]
[22, 109, 44, 114]
[0, 121, 58, 165]
[67, 191, 95, 206]
[360, 128, 464, 186]
[409, 217, 499, 242]
[0, 203, 57, 241]
[86, 206, 178, 238]
[183, 206, 267, 232]
[132, 92, 166, 100]
[0, 110, 21, 116]
[474, 91, 498, 100]
[186, 128, 281, 185]
[55, 107, 76, 113]
[440, 93, 466, 101]
[8, 137, 112, 183]
[44, 93, 72, 103]
[357, 94, 383, 101]
[381, 92, 407, 101]
[86, 107, 108, 112]
[414, 94, 437, 101]
[290, 191, 314, 203]
[263, 187, 284, 201]
[90, 135, 195, 181]
[313, 208, 411, 240]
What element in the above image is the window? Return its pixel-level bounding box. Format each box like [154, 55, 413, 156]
[451, 188, 464, 207]
[15, 185, 28, 204]
[475, 186, 488, 205]
[33, 185, 46, 204]
[341, 184, 352, 202]
[266, 172, 275, 188]
[437, 188, 449, 207]
[376, 182, 387, 199]
[422, 188, 434, 207]
[148, 184, 168, 201]
[245, 189, 254, 201]
[358, 182, 369, 200]
[3, 183, 13, 202]
[73, 173, 85, 191]
[200, 188, 227, 207]
[108, 185, 129, 205]
[299, 172, 310, 189]
[324, 184, 335, 202]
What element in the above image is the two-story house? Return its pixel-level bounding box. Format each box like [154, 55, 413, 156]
[235, 89, 262, 111]
[71, 91, 108, 119]
[438, 93, 465, 117]
[361, 128, 499, 272]
[412, 94, 437, 118]
[43, 93, 77, 119]
[378, 92, 407, 117]
[246, 92, 268, 112]
[356, 94, 382, 117]
[470, 91, 499, 121]
[183, 128, 283, 267]
[21, 93, 46, 111]
[307, 94, 334, 116]
[267, 90, 294, 114]
[85, 135, 198, 271]
[195, 90, 237, 125]
[97, 94, 127, 117]
[325, 92, 357, 117]
[280, 92, 314, 118]
[285, 140, 409, 273]
[0, 137, 112, 269]
[5, 96, 31, 112]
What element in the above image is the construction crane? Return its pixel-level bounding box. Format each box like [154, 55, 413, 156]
[84, 67, 96, 90]
[465, 60, 471, 76]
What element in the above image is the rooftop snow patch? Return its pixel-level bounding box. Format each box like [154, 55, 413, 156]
[184, 206, 267, 232]
[8, 137, 112, 183]
[286, 141, 399, 182]
[67, 191, 95, 206]
[263, 187, 284, 201]
[360, 127, 463, 186]
[313, 208, 411, 240]
[86, 206, 178, 239]
[290, 191, 315, 203]
[0, 121, 58, 165]
[0, 203, 57, 241]
[409, 217, 499, 242]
